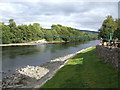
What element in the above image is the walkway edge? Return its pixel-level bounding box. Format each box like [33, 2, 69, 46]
[37, 46, 93, 88]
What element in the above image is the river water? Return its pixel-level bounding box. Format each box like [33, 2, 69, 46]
[1, 40, 99, 78]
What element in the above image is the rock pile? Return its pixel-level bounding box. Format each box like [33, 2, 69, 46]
[17, 65, 49, 80]
[2, 66, 49, 88]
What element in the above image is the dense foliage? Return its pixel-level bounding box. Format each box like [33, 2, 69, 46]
[98, 16, 120, 41]
[1, 19, 97, 44]
[114, 18, 120, 40]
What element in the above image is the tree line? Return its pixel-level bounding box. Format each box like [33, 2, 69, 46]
[1, 19, 97, 44]
[98, 16, 120, 41]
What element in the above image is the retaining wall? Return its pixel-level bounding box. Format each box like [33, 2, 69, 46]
[96, 45, 120, 68]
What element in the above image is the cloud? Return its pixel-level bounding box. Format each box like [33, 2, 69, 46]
[0, 0, 119, 3]
[0, 1, 118, 31]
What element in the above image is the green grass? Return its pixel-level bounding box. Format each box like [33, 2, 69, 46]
[41, 47, 118, 88]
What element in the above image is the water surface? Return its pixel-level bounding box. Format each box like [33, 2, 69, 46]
[2, 40, 99, 78]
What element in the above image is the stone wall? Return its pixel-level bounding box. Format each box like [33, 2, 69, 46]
[96, 45, 120, 68]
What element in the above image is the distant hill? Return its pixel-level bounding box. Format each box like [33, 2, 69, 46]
[74, 29, 98, 33]
[47, 29, 98, 34]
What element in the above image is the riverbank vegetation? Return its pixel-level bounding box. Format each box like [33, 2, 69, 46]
[1, 19, 97, 44]
[41, 47, 118, 88]
[98, 16, 120, 41]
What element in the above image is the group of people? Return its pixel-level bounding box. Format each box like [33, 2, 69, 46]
[100, 40, 120, 48]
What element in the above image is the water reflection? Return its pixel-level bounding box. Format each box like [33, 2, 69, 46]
[48, 41, 87, 53]
[2, 45, 44, 59]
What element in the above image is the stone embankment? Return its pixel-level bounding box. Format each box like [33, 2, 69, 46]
[2, 47, 91, 88]
[96, 45, 120, 68]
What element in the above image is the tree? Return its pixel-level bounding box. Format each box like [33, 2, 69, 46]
[32, 23, 44, 39]
[51, 29, 61, 41]
[9, 19, 16, 28]
[114, 18, 120, 40]
[98, 16, 117, 41]
[2, 19, 97, 43]
[45, 30, 53, 41]
[2, 24, 13, 44]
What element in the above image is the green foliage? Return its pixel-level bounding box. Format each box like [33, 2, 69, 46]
[45, 30, 53, 41]
[114, 18, 120, 40]
[2, 19, 97, 44]
[98, 16, 118, 41]
[2, 19, 45, 44]
[50, 24, 97, 42]
[9, 19, 16, 28]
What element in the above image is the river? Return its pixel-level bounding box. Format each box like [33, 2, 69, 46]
[1, 40, 99, 78]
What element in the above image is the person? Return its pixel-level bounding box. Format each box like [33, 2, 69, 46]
[100, 38, 103, 45]
[100, 40, 103, 45]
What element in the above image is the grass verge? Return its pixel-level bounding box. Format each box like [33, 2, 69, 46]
[41, 47, 118, 88]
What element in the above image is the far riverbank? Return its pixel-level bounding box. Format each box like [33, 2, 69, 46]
[0, 39, 67, 47]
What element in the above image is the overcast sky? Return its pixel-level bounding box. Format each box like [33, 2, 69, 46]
[0, 0, 118, 31]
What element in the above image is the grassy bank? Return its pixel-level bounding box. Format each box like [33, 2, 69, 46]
[41, 47, 118, 88]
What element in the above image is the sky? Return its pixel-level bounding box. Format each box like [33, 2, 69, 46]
[0, 0, 119, 31]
